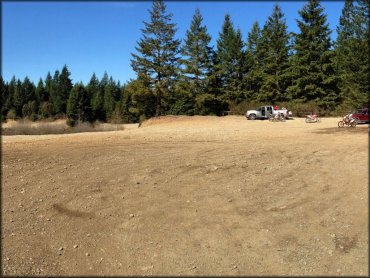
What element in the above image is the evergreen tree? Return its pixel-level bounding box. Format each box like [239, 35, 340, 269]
[36, 78, 48, 103]
[121, 84, 134, 122]
[1, 76, 8, 118]
[67, 83, 92, 124]
[288, 0, 339, 109]
[216, 14, 245, 102]
[50, 70, 60, 114]
[335, 0, 369, 108]
[44, 72, 53, 99]
[13, 79, 25, 117]
[244, 21, 264, 100]
[50, 66, 73, 115]
[131, 0, 181, 116]
[87, 73, 101, 121]
[103, 77, 116, 120]
[40, 73, 54, 118]
[206, 49, 223, 97]
[125, 78, 156, 121]
[92, 72, 109, 121]
[259, 5, 291, 103]
[5, 77, 16, 116]
[22, 77, 36, 103]
[181, 8, 213, 96]
[57, 65, 73, 114]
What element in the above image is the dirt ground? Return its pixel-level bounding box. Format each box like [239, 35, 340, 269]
[2, 116, 368, 276]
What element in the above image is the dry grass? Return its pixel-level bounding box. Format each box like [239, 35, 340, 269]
[2, 119, 125, 135]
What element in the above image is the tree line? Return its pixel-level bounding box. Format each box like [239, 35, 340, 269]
[1, 0, 368, 124]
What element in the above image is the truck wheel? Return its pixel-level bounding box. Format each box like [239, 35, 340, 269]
[249, 114, 256, 120]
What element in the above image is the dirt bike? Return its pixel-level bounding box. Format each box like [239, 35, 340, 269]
[338, 114, 357, 128]
[268, 113, 286, 122]
[305, 113, 321, 123]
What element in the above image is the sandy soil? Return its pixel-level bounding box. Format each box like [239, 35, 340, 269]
[2, 116, 368, 276]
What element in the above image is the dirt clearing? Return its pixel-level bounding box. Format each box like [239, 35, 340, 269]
[2, 116, 368, 276]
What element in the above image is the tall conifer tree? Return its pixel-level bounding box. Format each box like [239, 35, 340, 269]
[288, 0, 339, 109]
[181, 8, 213, 96]
[216, 14, 245, 102]
[244, 21, 263, 100]
[259, 5, 291, 103]
[335, 0, 369, 108]
[131, 0, 181, 116]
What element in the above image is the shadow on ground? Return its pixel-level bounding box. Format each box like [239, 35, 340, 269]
[313, 126, 369, 134]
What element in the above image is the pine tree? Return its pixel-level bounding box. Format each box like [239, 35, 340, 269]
[50, 66, 73, 115]
[57, 65, 73, 114]
[5, 77, 16, 117]
[87, 73, 101, 121]
[335, 0, 369, 108]
[103, 77, 116, 120]
[67, 83, 92, 125]
[40, 72, 54, 118]
[22, 77, 36, 104]
[288, 0, 339, 110]
[36, 78, 48, 103]
[244, 21, 264, 100]
[44, 72, 53, 99]
[131, 0, 181, 116]
[1, 76, 8, 119]
[13, 79, 25, 117]
[125, 78, 156, 121]
[50, 70, 60, 114]
[259, 5, 291, 103]
[216, 14, 245, 102]
[181, 8, 213, 96]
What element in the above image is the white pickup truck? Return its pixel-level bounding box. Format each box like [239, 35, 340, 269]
[245, 105, 292, 120]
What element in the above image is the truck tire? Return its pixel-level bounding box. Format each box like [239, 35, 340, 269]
[249, 114, 256, 120]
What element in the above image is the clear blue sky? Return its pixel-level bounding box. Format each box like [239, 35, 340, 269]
[2, 1, 344, 85]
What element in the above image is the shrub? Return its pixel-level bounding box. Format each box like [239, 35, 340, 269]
[6, 109, 16, 120]
[29, 113, 38, 122]
[2, 120, 125, 135]
[39, 102, 54, 119]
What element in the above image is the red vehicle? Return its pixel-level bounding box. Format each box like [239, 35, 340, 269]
[351, 108, 369, 123]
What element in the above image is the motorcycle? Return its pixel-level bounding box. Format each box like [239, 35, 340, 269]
[305, 113, 321, 123]
[269, 112, 286, 122]
[338, 114, 357, 128]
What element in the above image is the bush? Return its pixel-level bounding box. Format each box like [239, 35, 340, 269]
[2, 120, 125, 135]
[6, 109, 16, 120]
[39, 102, 54, 119]
[22, 101, 38, 118]
[29, 113, 39, 122]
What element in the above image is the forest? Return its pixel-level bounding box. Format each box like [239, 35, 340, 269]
[1, 0, 368, 125]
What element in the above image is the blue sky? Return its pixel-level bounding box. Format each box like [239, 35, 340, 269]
[2, 1, 344, 85]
